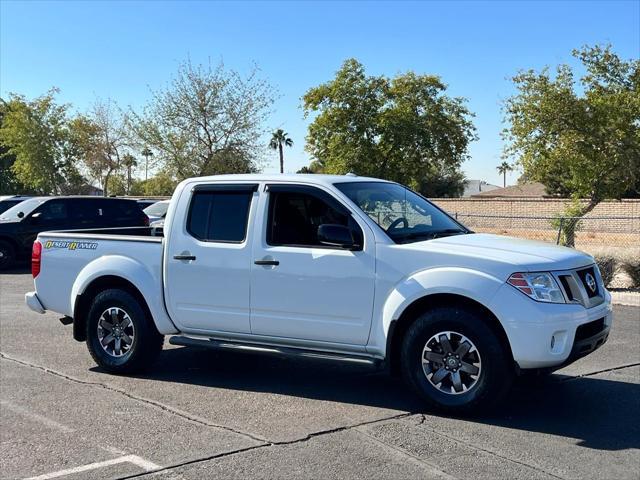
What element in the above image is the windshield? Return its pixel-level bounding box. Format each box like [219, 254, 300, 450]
[335, 182, 468, 243]
[0, 198, 46, 221]
[144, 201, 169, 217]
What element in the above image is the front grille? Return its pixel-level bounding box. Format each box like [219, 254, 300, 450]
[576, 267, 599, 298]
[558, 275, 575, 301]
[575, 317, 605, 341]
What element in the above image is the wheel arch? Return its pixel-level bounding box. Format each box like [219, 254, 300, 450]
[73, 275, 155, 342]
[0, 235, 20, 253]
[386, 293, 514, 376]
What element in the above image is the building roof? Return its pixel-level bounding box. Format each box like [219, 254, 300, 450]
[462, 180, 501, 197]
[471, 182, 550, 198]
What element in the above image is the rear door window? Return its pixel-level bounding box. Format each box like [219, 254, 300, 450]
[187, 187, 255, 242]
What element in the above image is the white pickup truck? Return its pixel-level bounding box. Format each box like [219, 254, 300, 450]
[26, 174, 612, 412]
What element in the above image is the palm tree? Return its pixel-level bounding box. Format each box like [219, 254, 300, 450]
[141, 147, 153, 182]
[121, 153, 137, 194]
[269, 129, 293, 174]
[496, 161, 514, 188]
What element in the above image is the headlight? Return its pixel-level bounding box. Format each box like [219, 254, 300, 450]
[507, 272, 565, 303]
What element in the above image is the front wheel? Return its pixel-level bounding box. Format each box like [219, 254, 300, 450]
[401, 306, 513, 414]
[86, 289, 164, 374]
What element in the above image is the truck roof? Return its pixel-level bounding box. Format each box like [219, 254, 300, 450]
[185, 173, 391, 186]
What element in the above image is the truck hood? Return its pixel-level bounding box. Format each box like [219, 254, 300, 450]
[403, 233, 594, 273]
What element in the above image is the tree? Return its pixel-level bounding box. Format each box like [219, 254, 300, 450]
[496, 161, 514, 188]
[302, 59, 476, 190]
[130, 172, 177, 196]
[269, 129, 293, 174]
[417, 168, 466, 198]
[141, 147, 153, 181]
[121, 153, 137, 194]
[503, 45, 640, 246]
[69, 99, 128, 197]
[0, 90, 84, 194]
[129, 59, 275, 180]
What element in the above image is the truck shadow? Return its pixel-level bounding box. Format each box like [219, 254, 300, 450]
[104, 345, 639, 452]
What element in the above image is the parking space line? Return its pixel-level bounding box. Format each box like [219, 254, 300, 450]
[24, 455, 162, 480]
[0, 400, 74, 433]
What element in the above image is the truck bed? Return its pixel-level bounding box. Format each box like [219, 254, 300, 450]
[34, 227, 164, 317]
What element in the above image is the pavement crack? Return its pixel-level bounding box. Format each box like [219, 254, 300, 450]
[416, 424, 568, 480]
[115, 444, 268, 479]
[558, 362, 640, 382]
[353, 427, 458, 480]
[0, 352, 269, 445]
[114, 412, 420, 478]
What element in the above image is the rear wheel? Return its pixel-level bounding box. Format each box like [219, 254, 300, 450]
[0, 240, 15, 270]
[86, 289, 164, 374]
[400, 306, 513, 414]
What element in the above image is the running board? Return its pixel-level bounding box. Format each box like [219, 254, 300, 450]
[168, 336, 380, 366]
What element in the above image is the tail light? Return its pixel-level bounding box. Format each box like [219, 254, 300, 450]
[32, 240, 42, 278]
[143, 215, 150, 226]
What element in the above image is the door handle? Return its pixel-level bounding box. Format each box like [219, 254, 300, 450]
[174, 254, 196, 261]
[254, 259, 279, 266]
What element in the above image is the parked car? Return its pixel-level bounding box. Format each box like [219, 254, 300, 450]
[143, 200, 170, 223]
[0, 195, 31, 215]
[25, 174, 612, 413]
[135, 199, 163, 210]
[0, 196, 148, 269]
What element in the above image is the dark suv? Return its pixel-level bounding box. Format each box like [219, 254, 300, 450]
[0, 196, 149, 268]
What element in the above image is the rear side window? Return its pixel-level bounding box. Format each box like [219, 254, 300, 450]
[187, 190, 254, 242]
[37, 200, 68, 221]
[97, 200, 143, 221]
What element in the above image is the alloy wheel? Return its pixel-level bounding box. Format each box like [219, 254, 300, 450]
[97, 307, 135, 358]
[421, 331, 482, 395]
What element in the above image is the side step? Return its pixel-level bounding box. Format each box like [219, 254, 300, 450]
[169, 336, 381, 366]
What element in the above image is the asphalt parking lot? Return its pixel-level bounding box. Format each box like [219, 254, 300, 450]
[1, 269, 638, 480]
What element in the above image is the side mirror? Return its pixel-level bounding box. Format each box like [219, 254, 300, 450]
[29, 212, 42, 223]
[317, 224, 359, 249]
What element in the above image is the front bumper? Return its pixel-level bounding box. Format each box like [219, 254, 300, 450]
[490, 284, 613, 369]
[25, 291, 46, 314]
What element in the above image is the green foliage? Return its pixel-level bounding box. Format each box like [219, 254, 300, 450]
[416, 168, 466, 198]
[496, 161, 514, 188]
[0, 90, 83, 194]
[269, 129, 293, 173]
[129, 60, 275, 180]
[104, 174, 127, 196]
[131, 172, 177, 196]
[550, 200, 585, 247]
[504, 45, 640, 204]
[302, 59, 476, 190]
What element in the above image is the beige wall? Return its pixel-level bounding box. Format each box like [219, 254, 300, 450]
[430, 198, 640, 233]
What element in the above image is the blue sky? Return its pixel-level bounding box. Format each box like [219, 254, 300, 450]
[1, 0, 638, 185]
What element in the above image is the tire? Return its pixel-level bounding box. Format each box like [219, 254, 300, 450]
[0, 240, 15, 270]
[400, 306, 513, 414]
[86, 289, 164, 374]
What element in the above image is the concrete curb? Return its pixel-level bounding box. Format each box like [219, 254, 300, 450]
[610, 291, 640, 308]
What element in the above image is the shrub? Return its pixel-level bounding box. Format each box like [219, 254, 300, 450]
[591, 251, 618, 288]
[620, 253, 640, 288]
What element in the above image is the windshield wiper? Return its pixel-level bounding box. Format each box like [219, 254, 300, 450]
[392, 229, 467, 243]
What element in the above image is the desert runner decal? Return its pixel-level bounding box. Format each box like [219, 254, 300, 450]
[44, 240, 98, 251]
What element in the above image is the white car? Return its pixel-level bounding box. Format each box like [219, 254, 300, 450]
[143, 200, 170, 223]
[25, 174, 612, 412]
